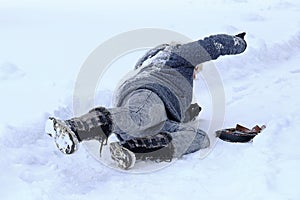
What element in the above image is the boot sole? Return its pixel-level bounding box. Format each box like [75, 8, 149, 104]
[110, 142, 136, 170]
[46, 117, 79, 154]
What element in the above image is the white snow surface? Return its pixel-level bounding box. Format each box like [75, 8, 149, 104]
[1, 0, 300, 199]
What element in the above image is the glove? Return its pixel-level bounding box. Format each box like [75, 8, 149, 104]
[234, 32, 247, 54]
[210, 33, 247, 56]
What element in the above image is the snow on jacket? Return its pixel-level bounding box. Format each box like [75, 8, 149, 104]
[113, 34, 247, 122]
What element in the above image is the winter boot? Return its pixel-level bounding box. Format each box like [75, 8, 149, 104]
[46, 107, 112, 155]
[109, 142, 136, 170]
[110, 132, 174, 170]
[45, 117, 80, 154]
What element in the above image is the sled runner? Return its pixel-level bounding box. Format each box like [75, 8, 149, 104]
[216, 124, 266, 143]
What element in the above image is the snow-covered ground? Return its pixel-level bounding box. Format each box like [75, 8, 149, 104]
[1, 0, 300, 199]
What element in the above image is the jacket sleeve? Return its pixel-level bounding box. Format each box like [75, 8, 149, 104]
[134, 44, 169, 69]
[172, 34, 247, 66]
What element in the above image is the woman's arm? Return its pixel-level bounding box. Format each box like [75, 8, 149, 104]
[173, 32, 247, 66]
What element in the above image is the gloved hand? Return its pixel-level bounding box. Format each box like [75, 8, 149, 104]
[183, 103, 202, 122]
[203, 32, 247, 57]
[233, 32, 247, 54]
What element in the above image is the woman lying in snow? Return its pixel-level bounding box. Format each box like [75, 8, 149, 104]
[46, 32, 247, 170]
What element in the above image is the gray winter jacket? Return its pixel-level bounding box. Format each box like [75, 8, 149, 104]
[114, 34, 247, 122]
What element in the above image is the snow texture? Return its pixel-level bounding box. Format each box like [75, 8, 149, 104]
[1, 0, 300, 199]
